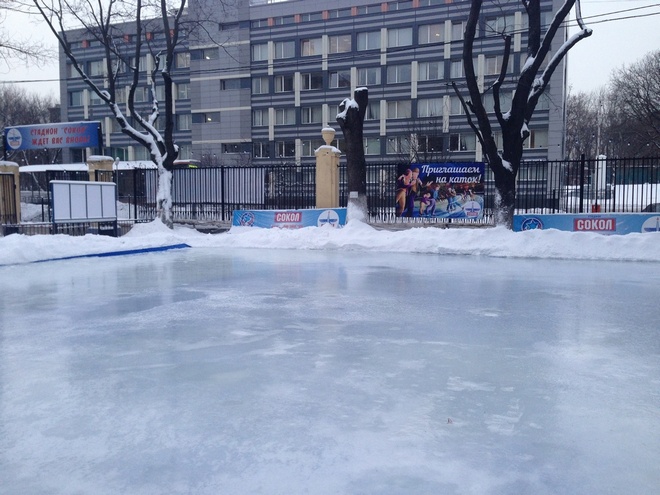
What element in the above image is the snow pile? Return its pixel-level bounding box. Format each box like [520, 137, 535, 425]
[2, 218, 659, 266]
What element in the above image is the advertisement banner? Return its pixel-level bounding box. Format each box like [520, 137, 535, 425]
[514, 213, 660, 235]
[232, 208, 347, 229]
[4, 121, 102, 151]
[395, 162, 485, 220]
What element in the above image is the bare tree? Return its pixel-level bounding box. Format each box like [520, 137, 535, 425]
[565, 89, 600, 160]
[1, 2, 52, 65]
[609, 50, 660, 158]
[0, 84, 58, 163]
[30, 0, 188, 227]
[455, 0, 592, 227]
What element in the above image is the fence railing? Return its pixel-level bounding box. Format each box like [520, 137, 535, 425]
[11, 157, 660, 231]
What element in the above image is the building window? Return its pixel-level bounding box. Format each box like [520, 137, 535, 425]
[191, 48, 219, 61]
[418, 61, 443, 81]
[485, 55, 512, 76]
[274, 75, 294, 93]
[301, 38, 322, 56]
[387, 135, 411, 154]
[485, 15, 516, 36]
[357, 31, 381, 51]
[193, 112, 220, 124]
[418, 98, 443, 118]
[328, 8, 351, 19]
[387, 27, 412, 48]
[302, 139, 325, 156]
[387, 64, 411, 84]
[390, 1, 413, 10]
[90, 92, 103, 105]
[419, 23, 444, 44]
[330, 70, 351, 89]
[450, 95, 465, 115]
[274, 41, 295, 59]
[88, 60, 104, 77]
[252, 77, 269, 95]
[251, 43, 268, 61]
[450, 60, 463, 79]
[526, 129, 549, 148]
[222, 143, 241, 154]
[275, 108, 295, 125]
[176, 114, 192, 131]
[252, 109, 269, 127]
[387, 100, 412, 119]
[274, 15, 295, 25]
[329, 34, 351, 54]
[276, 140, 296, 157]
[301, 106, 322, 124]
[69, 90, 84, 106]
[452, 21, 465, 41]
[357, 5, 380, 14]
[151, 86, 164, 101]
[301, 12, 323, 22]
[177, 83, 190, 100]
[418, 135, 444, 154]
[175, 52, 190, 68]
[449, 133, 476, 151]
[358, 67, 381, 86]
[253, 141, 270, 158]
[221, 79, 241, 90]
[301, 72, 323, 90]
[364, 137, 380, 155]
[365, 101, 381, 121]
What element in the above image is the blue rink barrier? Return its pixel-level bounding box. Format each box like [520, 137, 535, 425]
[513, 213, 660, 235]
[33, 243, 191, 264]
[232, 208, 347, 229]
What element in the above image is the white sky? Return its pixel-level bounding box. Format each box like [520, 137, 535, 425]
[1, 217, 660, 265]
[0, 1, 659, 98]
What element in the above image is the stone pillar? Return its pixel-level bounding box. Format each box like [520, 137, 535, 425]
[0, 161, 20, 224]
[315, 127, 341, 209]
[87, 155, 115, 181]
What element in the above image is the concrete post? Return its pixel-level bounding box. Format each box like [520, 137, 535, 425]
[87, 155, 115, 181]
[315, 128, 341, 208]
[0, 161, 21, 224]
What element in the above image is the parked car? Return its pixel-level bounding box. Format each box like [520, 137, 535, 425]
[642, 203, 660, 212]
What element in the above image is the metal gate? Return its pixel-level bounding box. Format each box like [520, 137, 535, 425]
[0, 173, 18, 225]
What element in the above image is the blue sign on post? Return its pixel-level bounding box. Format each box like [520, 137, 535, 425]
[4, 121, 102, 151]
[514, 213, 660, 235]
[232, 208, 347, 229]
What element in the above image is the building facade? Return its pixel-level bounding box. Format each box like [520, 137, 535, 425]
[60, 0, 567, 166]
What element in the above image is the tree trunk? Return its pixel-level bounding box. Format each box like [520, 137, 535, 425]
[337, 88, 368, 219]
[156, 168, 173, 228]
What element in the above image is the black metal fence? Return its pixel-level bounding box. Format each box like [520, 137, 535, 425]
[9, 156, 660, 233]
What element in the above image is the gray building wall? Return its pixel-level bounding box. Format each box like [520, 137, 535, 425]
[59, 0, 568, 166]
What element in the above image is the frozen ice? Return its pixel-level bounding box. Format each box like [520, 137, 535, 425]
[1, 247, 658, 494]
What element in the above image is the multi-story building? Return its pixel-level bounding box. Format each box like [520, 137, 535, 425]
[60, 0, 567, 166]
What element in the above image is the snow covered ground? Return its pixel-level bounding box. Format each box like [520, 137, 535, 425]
[1, 219, 659, 494]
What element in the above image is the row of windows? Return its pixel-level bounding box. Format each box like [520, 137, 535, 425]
[251, 128, 548, 159]
[251, 57, 517, 96]
[69, 83, 190, 106]
[249, 92, 548, 127]
[250, 23, 465, 61]
[250, 1, 480, 29]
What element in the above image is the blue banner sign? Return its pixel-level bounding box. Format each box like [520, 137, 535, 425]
[232, 208, 347, 229]
[395, 162, 485, 220]
[514, 213, 660, 235]
[4, 121, 101, 151]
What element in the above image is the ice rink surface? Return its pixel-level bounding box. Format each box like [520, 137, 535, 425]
[1, 248, 659, 494]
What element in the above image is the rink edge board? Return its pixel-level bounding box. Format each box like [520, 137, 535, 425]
[30, 243, 191, 264]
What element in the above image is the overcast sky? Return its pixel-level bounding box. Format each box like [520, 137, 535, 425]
[1, 0, 659, 99]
